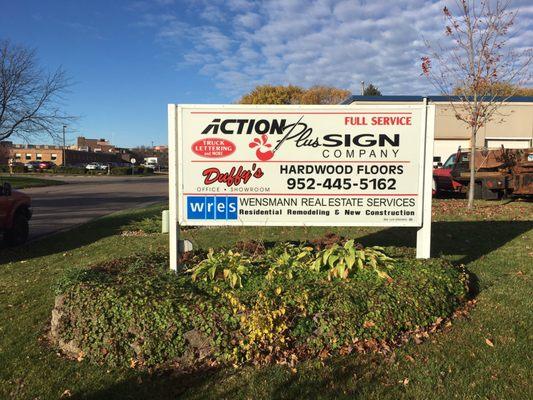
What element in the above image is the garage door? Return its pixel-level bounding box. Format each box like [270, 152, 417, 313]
[433, 139, 470, 166]
[485, 138, 532, 149]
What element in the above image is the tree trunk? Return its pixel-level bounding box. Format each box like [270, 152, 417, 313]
[467, 128, 477, 209]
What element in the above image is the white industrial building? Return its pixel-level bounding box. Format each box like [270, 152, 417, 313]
[343, 95, 533, 165]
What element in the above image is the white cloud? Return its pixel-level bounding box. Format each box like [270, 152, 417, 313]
[135, 0, 533, 98]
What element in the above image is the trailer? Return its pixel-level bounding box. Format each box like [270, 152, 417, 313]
[450, 147, 533, 199]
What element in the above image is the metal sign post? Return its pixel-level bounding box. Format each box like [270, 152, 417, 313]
[168, 105, 179, 271]
[168, 103, 435, 271]
[416, 98, 435, 258]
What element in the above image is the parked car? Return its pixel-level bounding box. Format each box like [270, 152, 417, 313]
[85, 162, 108, 171]
[0, 181, 32, 246]
[24, 161, 41, 171]
[38, 161, 56, 170]
[143, 161, 159, 170]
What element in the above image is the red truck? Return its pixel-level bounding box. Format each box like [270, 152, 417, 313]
[433, 147, 533, 199]
[0, 181, 32, 246]
[433, 152, 464, 195]
[451, 147, 532, 199]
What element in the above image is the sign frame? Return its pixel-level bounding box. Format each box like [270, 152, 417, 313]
[168, 102, 435, 270]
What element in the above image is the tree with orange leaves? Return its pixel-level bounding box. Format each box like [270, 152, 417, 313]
[422, 0, 531, 209]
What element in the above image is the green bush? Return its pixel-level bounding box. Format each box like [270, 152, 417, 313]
[51, 166, 87, 174]
[0, 164, 25, 173]
[52, 243, 470, 369]
[109, 166, 154, 175]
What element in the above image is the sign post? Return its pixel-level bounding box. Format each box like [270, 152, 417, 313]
[416, 99, 435, 258]
[130, 158, 136, 176]
[168, 104, 435, 271]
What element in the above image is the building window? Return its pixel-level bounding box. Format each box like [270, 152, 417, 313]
[15, 153, 21, 160]
[51, 153, 58, 161]
[25, 154, 32, 160]
[36, 153, 42, 161]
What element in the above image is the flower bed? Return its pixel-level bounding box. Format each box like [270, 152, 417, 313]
[50, 239, 469, 369]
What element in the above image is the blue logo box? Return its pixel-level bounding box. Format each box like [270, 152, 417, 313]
[187, 196, 238, 220]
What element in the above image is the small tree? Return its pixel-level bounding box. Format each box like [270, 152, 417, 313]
[0, 39, 72, 142]
[298, 85, 351, 104]
[421, 0, 531, 208]
[239, 84, 350, 105]
[238, 85, 304, 104]
[363, 83, 382, 96]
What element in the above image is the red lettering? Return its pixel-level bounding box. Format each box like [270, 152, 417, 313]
[202, 165, 263, 187]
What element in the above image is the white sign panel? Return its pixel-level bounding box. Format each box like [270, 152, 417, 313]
[168, 104, 435, 267]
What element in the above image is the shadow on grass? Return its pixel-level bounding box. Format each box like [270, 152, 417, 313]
[355, 220, 532, 265]
[72, 355, 384, 400]
[0, 204, 167, 263]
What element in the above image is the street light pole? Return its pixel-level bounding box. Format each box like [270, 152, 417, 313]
[62, 125, 67, 167]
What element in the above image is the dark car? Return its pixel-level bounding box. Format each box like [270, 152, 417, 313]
[24, 161, 41, 171]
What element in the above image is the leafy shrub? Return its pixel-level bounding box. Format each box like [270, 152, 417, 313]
[189, 249, 252, 288]
[264, 243, 314, 281]
[312, 241, 394, 280]
[52, 245, 470, 369]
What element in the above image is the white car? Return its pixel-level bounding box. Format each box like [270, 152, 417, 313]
[144, 162, 158, 170]
[85, 162, 107, 170]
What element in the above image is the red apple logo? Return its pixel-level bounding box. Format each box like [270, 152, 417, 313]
[249, 135, 274, 161]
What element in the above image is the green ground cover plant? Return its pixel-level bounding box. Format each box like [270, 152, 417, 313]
[51, 240, 469, 370]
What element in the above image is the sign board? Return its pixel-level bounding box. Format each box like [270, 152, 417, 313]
[168, 104, 435, 269]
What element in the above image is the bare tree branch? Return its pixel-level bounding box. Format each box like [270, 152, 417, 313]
[0, 39, 74, 142]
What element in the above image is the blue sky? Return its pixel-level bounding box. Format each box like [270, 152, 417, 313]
[1, 0, 531, 147]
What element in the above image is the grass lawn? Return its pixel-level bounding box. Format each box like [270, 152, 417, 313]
[0, 175, 65, 189]
[0, 200, 531, 399]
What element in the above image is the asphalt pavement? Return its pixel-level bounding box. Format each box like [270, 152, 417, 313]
[20, 175, 168, 240]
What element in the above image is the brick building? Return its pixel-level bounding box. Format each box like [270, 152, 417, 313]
[1, 142, 121, 166]
[76, 137, 117, 153]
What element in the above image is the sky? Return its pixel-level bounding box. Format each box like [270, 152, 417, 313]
[1, 0, 531, 148]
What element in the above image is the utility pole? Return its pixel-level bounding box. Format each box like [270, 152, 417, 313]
[62, 125, 67, 167]
[360, 81, 365, 95]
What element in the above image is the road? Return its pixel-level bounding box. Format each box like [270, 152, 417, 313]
[21, 175, 168, 240]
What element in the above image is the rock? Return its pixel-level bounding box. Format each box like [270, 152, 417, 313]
[50, 295, 66, 341]
[176, 329, 213, 366]
[50, 294, 82, 357]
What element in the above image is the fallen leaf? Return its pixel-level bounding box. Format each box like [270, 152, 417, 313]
[363, 320, 376, 328]
[485, 338, 494, 347]
[61, 389, 72, 398]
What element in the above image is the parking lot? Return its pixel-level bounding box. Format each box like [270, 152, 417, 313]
[21, 175, 168, 240]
